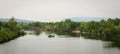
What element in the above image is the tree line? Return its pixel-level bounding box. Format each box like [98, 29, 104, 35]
[0, 17, 26, 43]
[19, 18, 120, 42]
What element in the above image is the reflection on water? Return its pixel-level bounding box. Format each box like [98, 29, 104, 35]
[104, 42, 120, 49]
[0, 31, 120, 54]
[26, 30, 42, 35]
[55, 32, 80, 37]
[30, 31, 120, 49]
[81, 34, 102, 40]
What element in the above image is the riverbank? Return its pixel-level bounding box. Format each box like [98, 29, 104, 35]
[0, 30, 26, 44]
[0, 17, 26, 44]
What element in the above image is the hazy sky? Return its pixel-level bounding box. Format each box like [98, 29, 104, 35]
[0, 0, 120, 22]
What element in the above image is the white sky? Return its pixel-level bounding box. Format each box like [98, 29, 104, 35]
[0, 0, 120, 22]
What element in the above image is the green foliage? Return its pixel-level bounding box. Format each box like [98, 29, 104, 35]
[1, 17, 119, 43]
[0, 17, 26, 43]
[0, 21, 2, 30]
[8, 16, 17, 31]
[19, 18, 120, 43]
[18, 30, 26, 36]
[103, 28, 120, 42]
[0, 30, 16, 42]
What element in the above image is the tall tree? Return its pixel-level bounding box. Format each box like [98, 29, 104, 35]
[0, 21, 2, 30]
[8, 16, 17, 31]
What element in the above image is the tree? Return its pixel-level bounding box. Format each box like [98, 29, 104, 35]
[114, 18, 120, 26]
[0, 21, 2, 30]
[0, 17, 26, 43]
[8, 16, 17, 31]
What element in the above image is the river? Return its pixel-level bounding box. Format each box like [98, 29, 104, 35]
[0, 31, 120, 54]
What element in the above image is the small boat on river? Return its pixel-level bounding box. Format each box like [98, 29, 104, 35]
[48, 35, 55, 38]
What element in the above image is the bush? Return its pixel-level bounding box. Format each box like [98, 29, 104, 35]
[18, 30, 26, 36]
[0, 30, 26, 43]
[0, 30, 15, 43]
[103, 28, 120, 42]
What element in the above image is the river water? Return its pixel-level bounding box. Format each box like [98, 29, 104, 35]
[0, 31, 120, 54]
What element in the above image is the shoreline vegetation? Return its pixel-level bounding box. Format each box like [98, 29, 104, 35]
[0, 17, 120, 43]
[0, 16, 26, 43]
[19, 18, 120, 43]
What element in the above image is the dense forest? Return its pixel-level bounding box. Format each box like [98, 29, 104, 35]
[0, 17, 26, 43]
[19, 18, 120, 43]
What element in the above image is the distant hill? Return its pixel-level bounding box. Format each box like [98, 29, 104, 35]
[63, 17, 110, 22]
[0, 18, 33, 23]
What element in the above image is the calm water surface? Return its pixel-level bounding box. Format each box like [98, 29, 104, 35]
[0, 31, 120, 54]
